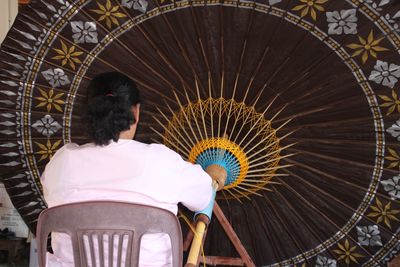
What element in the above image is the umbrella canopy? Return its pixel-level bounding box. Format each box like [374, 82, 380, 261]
[1, 0, 400, 265]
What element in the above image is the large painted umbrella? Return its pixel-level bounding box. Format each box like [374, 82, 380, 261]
[1, 0, 400, 265]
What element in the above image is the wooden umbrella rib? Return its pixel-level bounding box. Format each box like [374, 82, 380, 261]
[145, 0, 208, 98]
[154, 105, 195, 150]
[222, 4, 255, 139]
[251, 199, 283, 264]
[150, 115, 192, 155]
[172, 90, 202, 145]
[284, 157, 400, 206]
[232, 94, 279, 145]
[272, 187, 348, 266]
[188, 6, 217, 98]
[283, 115, 380, 130]
[149, 131, 189, 159]
[275, 179, 381, 265]
[194, 80, 209, 139]
[16, 15, 166, 99]
[287, 148, 392, 175]
[247, 153, 295, 169]
[262, 191, 313, 265]
[242, 119, 292, 153]
[246, 133, 295, 162]
[283, 168, 397, 237]
[246, 164, 293, 174]
[217, 4, 225, 138]
[66, 1, 182, 97]
[183, 86, 205, 141]
[236, 105, 285, 148]
[113, 0, 199, 99]
[163, 100, 198, 148]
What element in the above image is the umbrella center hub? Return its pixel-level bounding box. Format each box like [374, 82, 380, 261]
[162, 97, 284, 199]
[188, 137, 249, 189]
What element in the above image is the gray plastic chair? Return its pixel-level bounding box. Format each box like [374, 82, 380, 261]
[36, 201, 183, 267]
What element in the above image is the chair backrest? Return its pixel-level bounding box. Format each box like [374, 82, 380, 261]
[36, 201, 183, 267]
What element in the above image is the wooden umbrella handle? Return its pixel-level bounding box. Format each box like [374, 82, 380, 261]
[185, 164, 227, 266]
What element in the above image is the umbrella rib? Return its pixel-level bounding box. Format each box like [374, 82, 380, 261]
[246, 164, 293, 174]
[287, 148, 396, 177]
[285, 137, 393, 147]
[154, 106, 194, 151]
[284, 157, 400, 206]
[242, 119, 293, 154]
[17, 14, 174, 101]
[283, 168, 397, 237]
[222, 4, 255, 139]
[111, 0, 200, 98]
[232, 94, 279, 145]
[236, 105, 286, 148]
[172, 90, 202, 145]
[275, 178, 382, 265]
[246, 132, 295, 162]
[245, 173, 289, 179]
[150, 130, 189, 159]
[164, 100, 197, 148]
[150, 116, 192, 156]
[262, 191, 314, 265]
[229, 187, 251, 200]
[251, 199, 284, 263]
[188, 7, 217, 98]
[272, 89, 378, 125]
[183, 86, 205, 141]
[69, 1, 184, 96]
[223, 188, 243, 203]
[239, 183, 273, 192]
[247, 153, 295, 170]
[194, 80, 209, 139]
[217, 4, 225, 138]
[141, 0, 208, 98]
[271, 187, 360, 266]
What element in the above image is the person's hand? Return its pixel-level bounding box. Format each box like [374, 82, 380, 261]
[205, 164, 227, 191]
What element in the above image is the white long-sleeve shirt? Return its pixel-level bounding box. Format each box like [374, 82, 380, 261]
[41, 139, 213, 267]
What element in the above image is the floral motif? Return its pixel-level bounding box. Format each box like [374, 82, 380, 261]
[369, 60, 400, 88]
[356, 225, 382, 246]
[269, 0, 282, 4]
[71, 21, 98, 44]
[32, 115, 62, 138]
[385, 147, 400, 170]
[363, 0, 391, 12]
[52, 40, 83, 70]
[315, 255, 337, 267]
[367, 198, 400, 229]
[121, 0, 148, 13]
[91, 0, 127, 29]
[326, 9, 357, 35]
[42, 68, 70, 88]
[35, 88, 65, 112]
[378, 90, 400, 115]
[381, 175, 400, 199]
[347, 30, 388, 64]
[35, 139, 62, 162]
[387, 119, 400, 141]
[333, 239, 364, 265]
[292, 0, 328, 21]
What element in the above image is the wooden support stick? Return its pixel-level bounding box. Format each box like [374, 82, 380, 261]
[213, 203, 256, 267]
[200, 256, 245, 266]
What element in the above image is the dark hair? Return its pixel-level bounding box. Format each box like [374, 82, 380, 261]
[85, 72, 141, 146]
